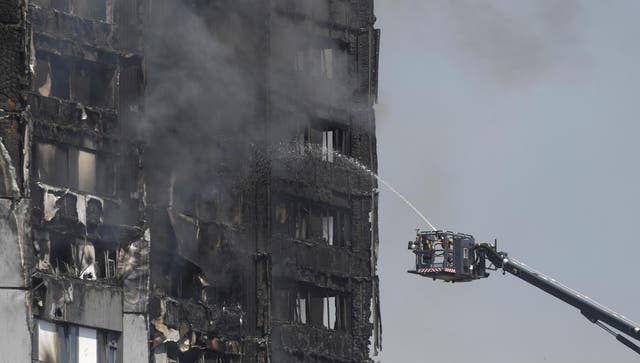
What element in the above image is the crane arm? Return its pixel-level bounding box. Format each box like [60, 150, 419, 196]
[475, 243, 640, 355]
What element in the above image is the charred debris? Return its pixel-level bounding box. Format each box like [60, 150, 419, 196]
[0, 0, 380, 362]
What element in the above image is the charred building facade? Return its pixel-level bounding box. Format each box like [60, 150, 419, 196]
[0, 0, 380, 362]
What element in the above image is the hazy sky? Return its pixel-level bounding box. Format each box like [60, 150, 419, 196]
[375, 1, 640, 362]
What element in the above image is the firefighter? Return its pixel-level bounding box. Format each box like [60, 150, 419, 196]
[422, 237, 434, 265]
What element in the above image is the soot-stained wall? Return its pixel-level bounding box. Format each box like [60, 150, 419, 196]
[0, 0, 380, 362]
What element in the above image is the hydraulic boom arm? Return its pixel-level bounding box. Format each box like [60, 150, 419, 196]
[475, 243, 640, 355]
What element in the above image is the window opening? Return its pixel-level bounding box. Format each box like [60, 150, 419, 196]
[295, 290, 308, 324]
[35, 142, 113, 195]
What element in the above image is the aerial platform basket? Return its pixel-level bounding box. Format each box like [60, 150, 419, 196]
[407, 230, 487, 283]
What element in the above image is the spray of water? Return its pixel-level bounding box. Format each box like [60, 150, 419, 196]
[332, 153, 438, 231]
[374, 175, 437, 231]
[273, 142, 438, 231]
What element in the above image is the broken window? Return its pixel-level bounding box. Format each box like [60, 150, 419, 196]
[70, 61, 116, 108]
[31, 54, 116, 107]
[332, 127, 350, 156]
[321, 213, 334, 245]
[318, 207, 350, 247]
[286, 287, 310, 325]
[336, 294, 351, 331]
[168, 257, 199, 300]
[80, 241, 113, 280]
[295, 290, 308, 324]
[325, 296, 336, 329]
[33, 320, 119, 363]
[32, 53, 116, 107]
[48, 55, 71, 99]
[93, 240, 119, 281]
[303, 124, 350, 160]
[321, 129, 334, 162]
[295, 206, 309, 240]
[72, 239, 97, 280]
[118, 61, 143, 114]
[36, 53, 123, 106]
[305, 288, 350, 331]
[35, 142, 114, 195]
[33, 58, 53, 97]
[284, 286, 352, 331]
[103, 249, 117, 279]
[36, 143, 69, 187]
[274, 199, 303, 238]
[275, 199, 351, 247]
[44, 233, 118, 280]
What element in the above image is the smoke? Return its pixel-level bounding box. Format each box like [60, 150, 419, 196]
[143, 1, 264, 186]
[141, 0, 357, 306]
[142, 0, 353, 188]
[431, 0, 588, 84]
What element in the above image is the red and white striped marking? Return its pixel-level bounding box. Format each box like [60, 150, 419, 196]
[417, 267, 456, 274]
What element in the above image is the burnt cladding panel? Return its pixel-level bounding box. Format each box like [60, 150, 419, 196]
[0, 24, 26, 108]
[0, 0, 21, 24]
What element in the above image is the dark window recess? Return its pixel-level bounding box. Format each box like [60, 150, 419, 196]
[118, 62, 143, 114]
[273, 199, 307, 238]
[35, 142, 116, 196]
[285, 287, 310, 324]
[274, 199, 351, 247]
[36, 143, 69, 187]
[49, 55, 71, 100]
[32, 54, 115, 108]
[32, 58, 52, 97]
[168, 258, 199, 299]
[47, 236, 117, 280]
[96, 154, 117, 196]
[49, 234, 74, 275]
[286, 286, 351, 331]
[70, 61, 116, 108]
